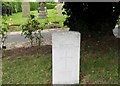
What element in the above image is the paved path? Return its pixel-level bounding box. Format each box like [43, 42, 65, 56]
[2, 29, 68, 49]
[1, 27, 119, 49]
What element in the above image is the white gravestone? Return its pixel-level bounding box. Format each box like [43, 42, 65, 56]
[52, 31, 80, 84]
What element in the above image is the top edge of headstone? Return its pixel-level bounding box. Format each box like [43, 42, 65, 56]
[52, 31, 80, 36]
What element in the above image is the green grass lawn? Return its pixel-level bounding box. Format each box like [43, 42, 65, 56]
[2, 54, 52, 84]
[2, 48, 118, 84]
[2, 37, 118, 84]
[3, 9, 67, 31]
[81, 49, 118, 84]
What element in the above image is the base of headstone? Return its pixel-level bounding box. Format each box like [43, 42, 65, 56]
[38, 11, 47, 19]
[22, 14, 30, 17]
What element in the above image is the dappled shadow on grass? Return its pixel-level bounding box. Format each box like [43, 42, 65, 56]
[81, 35, 118, 56]
[80, 36, 119, 84]
[3, 45, 52, 58]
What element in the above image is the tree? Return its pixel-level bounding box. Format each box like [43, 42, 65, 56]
[63, 2, 120, 37]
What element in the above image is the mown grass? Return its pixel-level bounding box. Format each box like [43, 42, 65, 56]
[2, 54, 52, 84]
[3, 9, 67, 32]
[81, 48, 118, 84]
[2, 47, 118, 84]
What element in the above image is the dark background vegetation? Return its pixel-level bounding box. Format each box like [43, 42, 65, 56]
[63, 2, 120, 37]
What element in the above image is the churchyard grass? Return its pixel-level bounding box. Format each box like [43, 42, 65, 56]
[2, 54, 52, 84]
[2, 47, 118, 84]
[3, 9, 67, 32]
[81, 48, 118, 84]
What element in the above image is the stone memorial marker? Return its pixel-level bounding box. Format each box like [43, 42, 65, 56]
[113, 24, 120, 38]
[52, 31, 80, 84]
[38, 2, 48, 19]
[54, 3, 63, 16]
[21, 2, 30, 17]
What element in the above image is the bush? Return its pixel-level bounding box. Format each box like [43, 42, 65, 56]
[63, 2, 120, 37]
[45, 2, 57, 9]
[2, 2, 12, 16]
[30, 2, 38, 11]
[0, 16, 10, 50]
[9, 2, 22, 13]
[21, 14, 43, 47]
[2, 2, 38, 14]
[2, 2, 22, 14]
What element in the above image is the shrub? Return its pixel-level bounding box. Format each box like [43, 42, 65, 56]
[30, 2, 38, 11]
[0, 16, 10, 50]
[2, 2, 12, 16]
[21, 14, 43, 47]
[63, 2, 120, 37]
[45, 2, 57, 9]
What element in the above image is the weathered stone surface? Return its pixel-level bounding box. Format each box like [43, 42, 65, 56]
[52, 31, 81, 84]
[38, 10, 47, 18]
[113, 25, 120, 38]
[38, 2, 47, 19]
[54, 3, 63, 16]
[21, 2, 30, 17]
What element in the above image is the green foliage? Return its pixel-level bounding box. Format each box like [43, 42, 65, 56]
[45, 2, 57, 9]
[2, 2, 22, 15]
[117, 16, 120, 28]
[2, 2, 12, 16]
[30, 2, 38, 11]
[13, 2, 22, 12]
[0, 16, 10, 49]
[2, 2, 57, 16]
[63, 2, 120, 37]
[2, 2, 38, 15]
[21, 14, 43, 47]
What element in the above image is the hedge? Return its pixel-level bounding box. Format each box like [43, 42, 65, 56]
[45, 2, 57, 9]
[2, 2, 57, 16]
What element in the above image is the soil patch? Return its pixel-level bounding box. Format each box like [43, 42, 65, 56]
[3, 45, 52, 58]
[3, 36, 118, 58]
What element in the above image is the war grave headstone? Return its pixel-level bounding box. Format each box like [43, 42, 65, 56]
[52, 31, 81, 84]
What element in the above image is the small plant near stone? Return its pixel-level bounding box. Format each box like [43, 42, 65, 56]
[0, 16, 10, 50]
[21, 14, 43, 47]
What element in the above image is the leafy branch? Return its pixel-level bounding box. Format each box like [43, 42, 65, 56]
[0, 16, 9, 50]
[21, 14, 43, 47]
